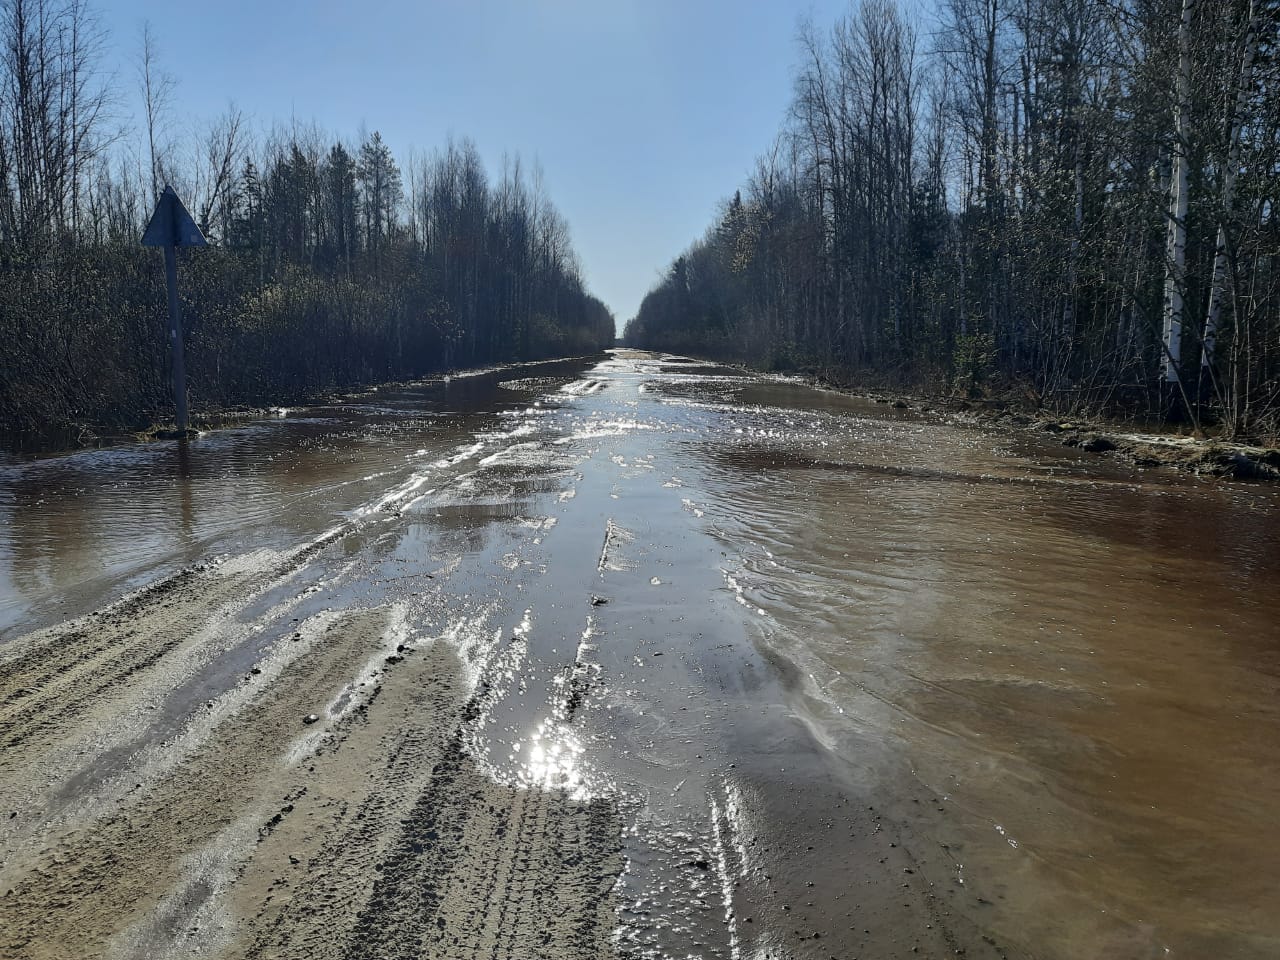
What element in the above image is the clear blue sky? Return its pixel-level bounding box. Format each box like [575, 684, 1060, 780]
[100, 0, 913, 329]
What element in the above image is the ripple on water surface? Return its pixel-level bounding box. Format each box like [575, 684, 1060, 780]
[668, 374, 1280, 958]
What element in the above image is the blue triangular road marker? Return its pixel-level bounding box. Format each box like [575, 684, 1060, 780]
[141, 185, 207, 247]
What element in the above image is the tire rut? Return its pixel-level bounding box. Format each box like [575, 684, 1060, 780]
[339, 730, 621, 960]
[231, 638, 623, 960]
[0, 605, 385, 960]
[0, 529, 345, 762]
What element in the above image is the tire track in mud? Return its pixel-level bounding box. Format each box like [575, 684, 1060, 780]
[0, 605, 388, 960]
[236, 455, 623, 958]
[240, 645, 623, 960]
[2, 595, 625, 960]
[0, 526, 347, 760]
[232, 638, 470, 960]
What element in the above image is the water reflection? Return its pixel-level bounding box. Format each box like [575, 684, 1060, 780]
[175, 440, 194, 545]
[516, 718, 589, 798]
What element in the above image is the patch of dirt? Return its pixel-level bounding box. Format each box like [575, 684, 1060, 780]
[757, 362, 1280, 482]
[0, 529, 348, 834]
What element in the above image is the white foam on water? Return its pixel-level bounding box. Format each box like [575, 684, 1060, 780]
[722, 569, 748, 607]
[480, 441, 550, 467]
[560, 378, 607, 396]
[354, 473, 433, 518]
[554, 418, 660, 444]
[431, 440, 486, 469]
[519, 516, 557, 532]
[428, 604, 503, 695]
[709, 793, 742, 960]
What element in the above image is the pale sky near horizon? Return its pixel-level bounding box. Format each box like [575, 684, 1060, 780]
[99, 0, 933, 331]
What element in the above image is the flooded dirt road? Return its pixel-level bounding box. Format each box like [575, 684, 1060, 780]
[2, 350, 1279, 960]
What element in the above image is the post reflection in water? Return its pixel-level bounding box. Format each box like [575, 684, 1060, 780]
[174, 440, 194, 545]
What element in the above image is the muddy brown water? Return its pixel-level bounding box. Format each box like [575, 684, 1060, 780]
[1, 350, 1278, 959]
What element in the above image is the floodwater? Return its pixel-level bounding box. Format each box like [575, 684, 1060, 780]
[1, 350, 1278, 959]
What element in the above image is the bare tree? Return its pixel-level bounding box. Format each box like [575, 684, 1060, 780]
[0, 0, 110, 247]
[193, 104, 244, 240]
[137, 20, 173, 203]
[1160, 0, 1195, 384]
[1203, 0, 1261, 373]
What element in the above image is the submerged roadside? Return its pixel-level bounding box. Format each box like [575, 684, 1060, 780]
[0, 353, 610, 457]
[647, 351, 1280, 481]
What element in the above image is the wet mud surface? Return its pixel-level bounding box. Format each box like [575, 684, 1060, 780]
[2, 351, 1279, 958]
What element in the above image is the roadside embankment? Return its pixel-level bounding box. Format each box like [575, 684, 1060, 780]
[795, 366, 1280, 482]
[936, 401, 1280, 480]
[670, 351, 1280, 481]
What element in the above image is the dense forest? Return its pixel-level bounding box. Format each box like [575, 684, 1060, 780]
[625, 0, 1280, 438]
[0, 1, 614, 444]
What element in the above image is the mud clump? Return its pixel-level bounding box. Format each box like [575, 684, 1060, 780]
[1079, 435, 1116, 453]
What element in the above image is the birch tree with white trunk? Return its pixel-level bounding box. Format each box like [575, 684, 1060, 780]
[1202, 0, 1261, 372]
[1161, 0, 1195, 383]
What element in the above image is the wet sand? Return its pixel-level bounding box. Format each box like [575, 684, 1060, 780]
[1, 350, 1278, 958]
